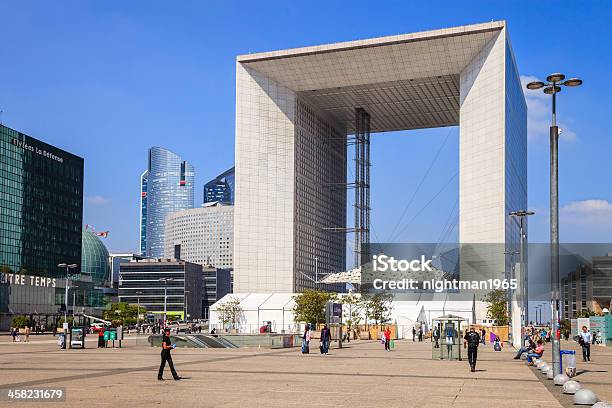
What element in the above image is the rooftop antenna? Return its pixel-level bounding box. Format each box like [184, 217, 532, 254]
[0, 110, 3, 125]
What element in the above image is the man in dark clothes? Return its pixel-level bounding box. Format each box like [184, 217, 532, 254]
[158, 328, 182, 380]
[464, 327, 481, 372]
[320, 324, 331, 355]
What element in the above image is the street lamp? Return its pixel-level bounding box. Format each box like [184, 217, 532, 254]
[158, 278, 174, 329]
[58, 263, 78, 331]
[504, 250, 520, 344]
[509, 210, 535, 342]
[184, 290, 190, 322]
[135, 291, 144, 326]
[71, 285, 79, 322]
[526, 73, 582, 377]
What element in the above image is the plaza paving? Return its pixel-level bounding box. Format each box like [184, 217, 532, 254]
[0, 334, 609, 407]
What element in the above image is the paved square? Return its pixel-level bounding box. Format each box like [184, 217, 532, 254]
[0, 335, 609, 407]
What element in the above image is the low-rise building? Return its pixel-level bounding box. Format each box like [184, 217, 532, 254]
[118, 258, 202, 321]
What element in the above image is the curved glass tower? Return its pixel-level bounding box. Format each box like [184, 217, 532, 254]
[141, 147, 194, 257]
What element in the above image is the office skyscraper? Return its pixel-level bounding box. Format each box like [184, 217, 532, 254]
[164, 202, 234, 269]
[140, 147, 194, 257]
[203, 166, 234, 204]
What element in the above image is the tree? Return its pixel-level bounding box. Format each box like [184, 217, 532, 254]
[342, 293, 362, 330]
[11, 316, 30, 328]
[483, 289, 509, 326]
[575, 309, 600, 318]
[103, 302, 144, 327]
[57, 317, 75, 327]
[293, 290, 337, 325]
[363, 293, 393, 326]
[216, 298, 244, 329]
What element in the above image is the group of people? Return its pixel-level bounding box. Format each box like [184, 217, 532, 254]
[300, 324, 393, 355]
[9, 326, 31, 342]
[514, 334, 545, 364]
[301, 324, 332, 355]
[514, 325, 596, 364]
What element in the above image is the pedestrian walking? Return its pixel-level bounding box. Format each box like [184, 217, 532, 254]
[24, 326, 30, 343]
[463, 327, 481, 372]
[158, 328, 182, 381]
[480, 328, 486, 345]
[432, 326, 440, 348]
[301, 324, 311, 354]
[418, 327, 423, 342]
[98, 330, 105, 348]
[320, 324, 331, 355]
[10, 327, 16, 342]
[412, 327, 416, 342]
[579, 326, 592, 362]
[383, 327, 391, 351]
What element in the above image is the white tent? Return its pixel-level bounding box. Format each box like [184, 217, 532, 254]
[209, 293, 298, 334]
[259, 294, 297, 333]
[209, 292, 478, 336]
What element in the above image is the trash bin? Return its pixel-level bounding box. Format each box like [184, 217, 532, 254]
[57, 333, 66, 349]
[560, 350, 576, 377]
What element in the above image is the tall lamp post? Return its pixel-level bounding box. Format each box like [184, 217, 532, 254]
[135, 291, 144, 326]
[71, 285, 79, 323]
[509, 210, 535, 345]
[58, 263, 78, 330]
[526, 73, 582, 377]
[158, 278, 174, 329]
[184, 290, 190, 322]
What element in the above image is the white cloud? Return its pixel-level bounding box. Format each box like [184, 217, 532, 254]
[560, 199, 612, 228]
[86, 195, 109, 205]
[520, 75, 577, 142]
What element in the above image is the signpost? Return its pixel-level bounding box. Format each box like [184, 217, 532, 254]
[326, 302, 343, 349]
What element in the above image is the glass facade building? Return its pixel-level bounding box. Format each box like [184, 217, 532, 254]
[140, 147, 194, 258]
[118, 259, 202, 320]
[0, 124, 84, 330]
[140, 170, 148, 255]
[203, 166, 234, 204]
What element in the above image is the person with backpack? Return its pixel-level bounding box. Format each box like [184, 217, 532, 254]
[301, 324, 311, 354]
[463, 327, 481, 372]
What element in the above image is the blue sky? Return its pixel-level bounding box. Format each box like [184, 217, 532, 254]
[1, 0, 611, 253]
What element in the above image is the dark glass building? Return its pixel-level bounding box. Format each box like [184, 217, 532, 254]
[0, 124, 84, 330]
[203, 167, 234, 205]
[202, 266, 232, 319]
[118, 259, 202, 321]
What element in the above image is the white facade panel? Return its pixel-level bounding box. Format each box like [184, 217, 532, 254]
[234, 64, 296, 293]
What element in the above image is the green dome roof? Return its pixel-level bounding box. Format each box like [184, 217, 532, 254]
[81, 229, 110, 286]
